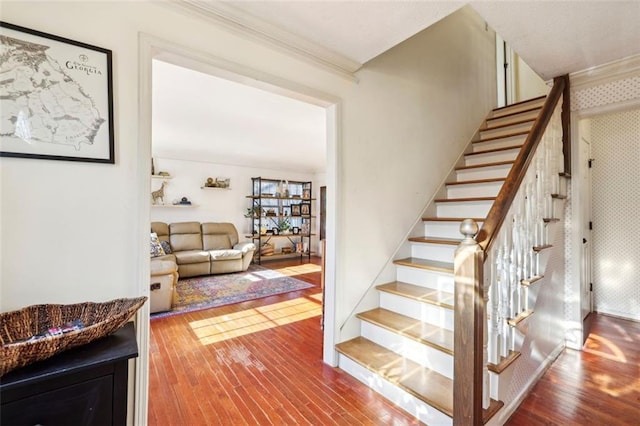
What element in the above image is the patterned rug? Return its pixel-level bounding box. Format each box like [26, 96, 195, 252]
[151, 264, 314, 319]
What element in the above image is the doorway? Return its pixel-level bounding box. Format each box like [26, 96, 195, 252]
[137, 35, 340, 424]
[588, 109, 640, 321]
[577, 118, 593, 338]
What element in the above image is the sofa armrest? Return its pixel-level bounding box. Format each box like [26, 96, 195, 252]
[234, 242, 256, 254]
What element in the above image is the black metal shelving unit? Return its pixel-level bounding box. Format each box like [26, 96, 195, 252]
[246, 177, 314, 264]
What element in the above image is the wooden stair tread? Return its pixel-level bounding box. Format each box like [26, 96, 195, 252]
[476, 131, 529, 143]
[336, 337, 504, 423]
[393, 258, 454, 274]
[466, 144, 523, 155]
[446, 178, 505, 186]
[491, 95, 546, 112]
[408, 236, 460, 245]
[521, 275, 544, 286]
[455, 160, 514, 171]
[507, 309, 534, 327]
[533, 244, 552, 252]
[336, 337, 454, 417]
[551, 193, 567, 199]
[488, 351, 521, 374]
[423, 216, 485, 222]
[435, 196, 496, 203]
[377, 281, 454, 309]
[482, 118, 536, 131]
[357, 308, 454, 354]
[486, 105, 542, 123]
[543, 218, 560, 223]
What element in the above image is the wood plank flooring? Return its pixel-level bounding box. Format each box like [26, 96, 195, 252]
[148, 257, 420, 425]
[506, 314, 640, 425]
[149, 258, 640, 425]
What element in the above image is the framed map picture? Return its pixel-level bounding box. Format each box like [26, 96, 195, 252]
[0, 22, 114, 163]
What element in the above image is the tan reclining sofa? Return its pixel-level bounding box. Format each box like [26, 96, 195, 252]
[151, 221, 256, 278]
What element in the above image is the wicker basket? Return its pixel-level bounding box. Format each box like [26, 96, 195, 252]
[0, 296, 147, 377]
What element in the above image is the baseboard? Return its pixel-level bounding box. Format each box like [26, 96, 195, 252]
[496, 342, 565, 424]
[595, 310, 640, 323]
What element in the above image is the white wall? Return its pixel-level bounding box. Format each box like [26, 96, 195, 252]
[149, 157, 320, 253]
[0, 1, 495, 420]
[335, 6, 497, 332]
[515, 54, 549, 101]
[0, 1, 349, 312]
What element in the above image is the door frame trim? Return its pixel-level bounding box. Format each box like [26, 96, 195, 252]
[136, 32, 341, 425]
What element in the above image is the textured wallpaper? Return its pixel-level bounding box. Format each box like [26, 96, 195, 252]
[591, 109, 640, 320]
[571, 77, 640, 111]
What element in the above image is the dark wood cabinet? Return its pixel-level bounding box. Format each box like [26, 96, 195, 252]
[1, 322, 138, 425]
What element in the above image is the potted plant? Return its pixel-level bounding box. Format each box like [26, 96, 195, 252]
[277, 217, 291, 234]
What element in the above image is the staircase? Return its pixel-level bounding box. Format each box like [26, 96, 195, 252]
[336, 95, 560, 425]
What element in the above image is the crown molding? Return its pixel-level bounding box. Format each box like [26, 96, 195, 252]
[570, 54, 640, 90]
[169, 0, 362, 81]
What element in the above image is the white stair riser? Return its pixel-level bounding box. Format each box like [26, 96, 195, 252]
[411, 242, 457, 263]
[490, 98, 545, 118]
[446, 181, 503, 198]
[380, 292, 454, 330]
[456, 164, 512, 181]
[360, 322, 453, 378]
[480, 122, 533, 140]
[486, 108, 540, 128]
[396, 265, 454, 293]
[465, 148, 520, 166]
[473, 134, 527, 152]
[424, 221, 484, 239]
[338, 354, 453, 426]
[436, 200, 493, 218]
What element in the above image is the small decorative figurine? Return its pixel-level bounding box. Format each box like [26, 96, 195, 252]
[151, 182, 167, 205]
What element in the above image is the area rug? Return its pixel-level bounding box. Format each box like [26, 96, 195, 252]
[151, 264, 314, 319]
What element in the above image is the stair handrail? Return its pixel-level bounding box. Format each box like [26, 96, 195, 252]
[453, 75, 570, 425]
[475, 76, 569, 254]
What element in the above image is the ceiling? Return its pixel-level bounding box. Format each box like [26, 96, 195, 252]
[152, 60, 327, 173]
[213, 0, 640, 80]
[156, 1, 640, 173]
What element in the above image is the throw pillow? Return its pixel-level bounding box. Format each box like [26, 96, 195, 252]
[160, 240, 172, 254]
[150, 232, 166, 257]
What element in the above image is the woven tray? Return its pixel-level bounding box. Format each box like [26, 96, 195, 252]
[0, 296, 147, 377]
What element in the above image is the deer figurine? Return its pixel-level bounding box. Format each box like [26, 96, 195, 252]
[151, 181, 167, 205]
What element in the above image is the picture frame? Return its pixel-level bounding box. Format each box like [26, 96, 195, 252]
[301, 203, 311, 216]
[291, 204, 301, 216]
[272, 227, 279, 235]
[292, 227, 300, 235]
[0, 22, 114, 163]
[302, 189, 311, 199]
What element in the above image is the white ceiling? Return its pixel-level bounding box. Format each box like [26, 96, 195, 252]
[152, 59, 327, 173]
[156, 1, 640, 173]
[220, 0, 640, 80]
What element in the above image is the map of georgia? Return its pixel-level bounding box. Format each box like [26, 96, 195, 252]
[0, 35, 105, 151]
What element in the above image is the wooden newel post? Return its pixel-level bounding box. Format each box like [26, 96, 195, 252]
[453, 219, 485, 425]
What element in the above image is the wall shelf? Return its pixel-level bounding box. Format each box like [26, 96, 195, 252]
[152, 204, 198, 208]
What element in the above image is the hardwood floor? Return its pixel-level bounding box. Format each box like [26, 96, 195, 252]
[149, 259, 639, 425]
[148, 257, 420, 425]
[506, 314, 640, 425]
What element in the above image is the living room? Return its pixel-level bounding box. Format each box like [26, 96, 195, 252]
[148, 57, 328, 313]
